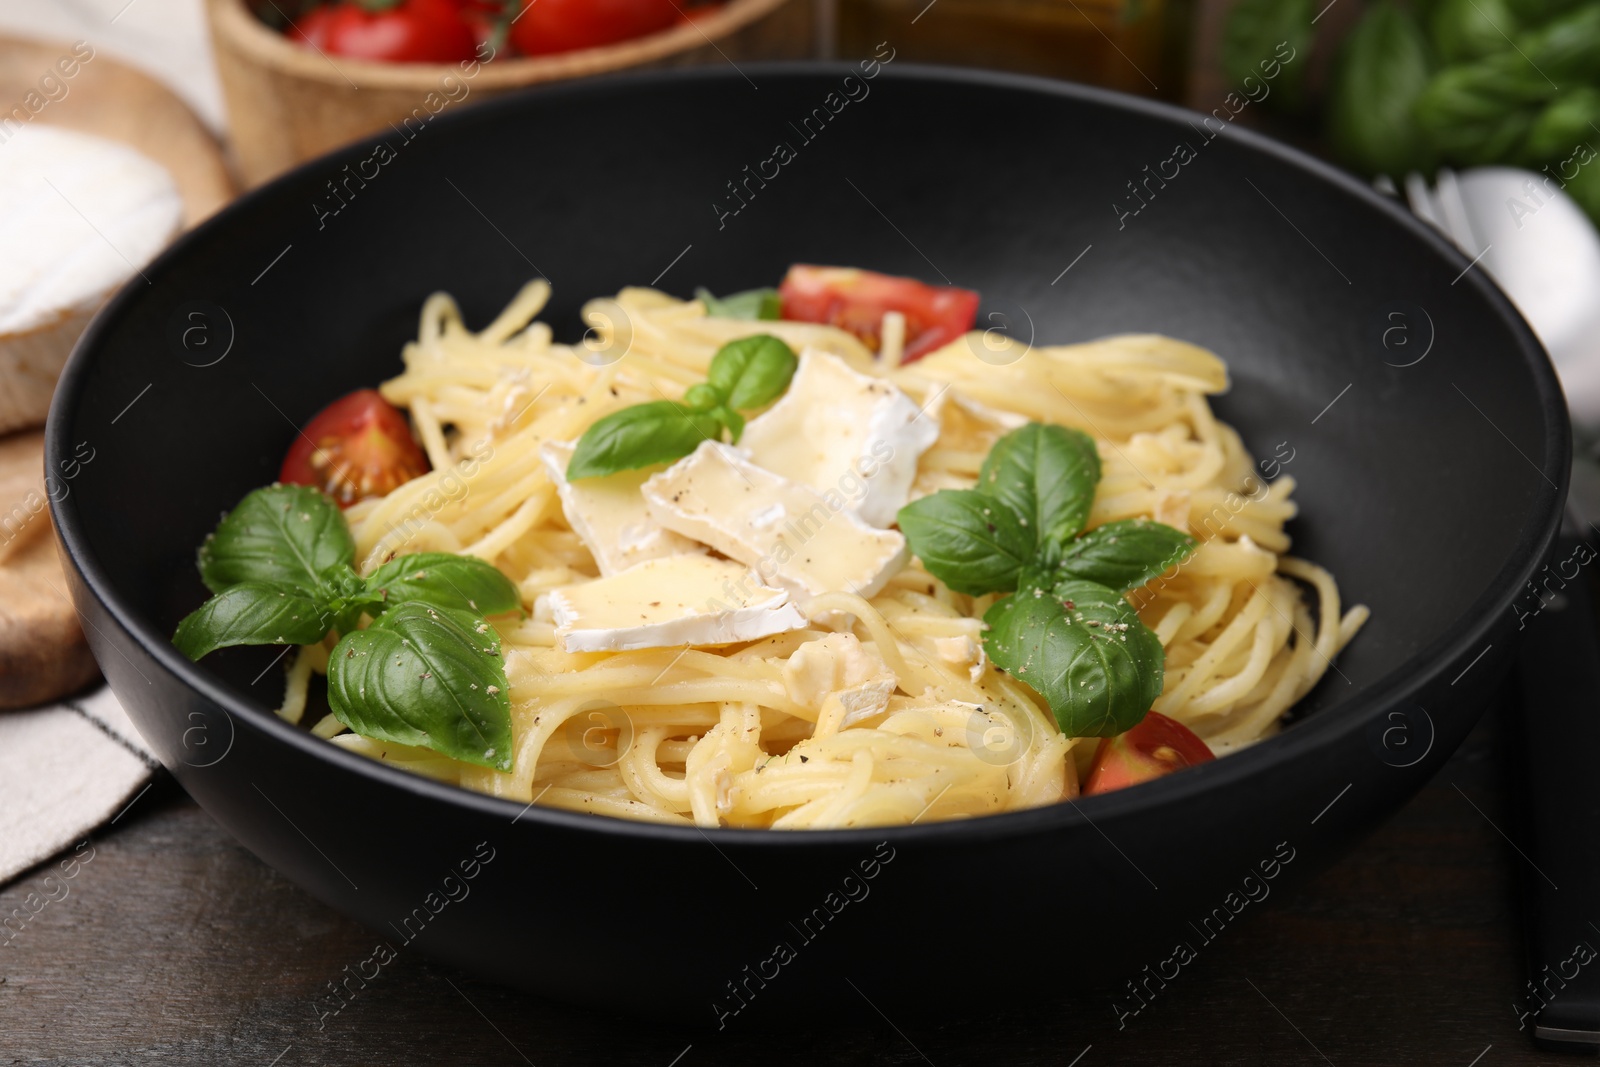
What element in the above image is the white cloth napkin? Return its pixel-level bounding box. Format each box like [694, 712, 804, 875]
[0, 686, 156, 884]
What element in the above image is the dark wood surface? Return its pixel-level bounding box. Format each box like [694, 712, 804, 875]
[0, 693, 1564, 1067]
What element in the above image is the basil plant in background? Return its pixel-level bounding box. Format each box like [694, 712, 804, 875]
[1224, 0, 1600, 222]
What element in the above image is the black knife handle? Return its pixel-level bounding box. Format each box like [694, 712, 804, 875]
[1513, 527, 1600, 1052]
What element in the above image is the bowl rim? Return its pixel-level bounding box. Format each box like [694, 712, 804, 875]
[49, 61, 1571, 849]
[206, 0, 796, 90]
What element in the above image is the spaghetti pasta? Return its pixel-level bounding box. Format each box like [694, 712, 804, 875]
[286, 280, 1366, 828]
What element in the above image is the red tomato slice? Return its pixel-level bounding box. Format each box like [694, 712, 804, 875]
[279, 389, 431, 507]
[508, 0, 679, 56]
[1081, 711, 1215, 796]
[291, 0, 479, 63]
[777, 265, 981, 363]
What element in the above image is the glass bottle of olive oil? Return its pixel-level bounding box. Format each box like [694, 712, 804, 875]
[835, 0, 1193, 101]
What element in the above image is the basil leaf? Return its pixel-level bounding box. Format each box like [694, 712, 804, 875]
[683, 382, 725, 412]
[1522, 3, 1600, 84]
[567, 400, 725, 481]
[1412, 54, 1546, 166]
[327, 603, 513, 771]
[1055, 519, 1196, 593]
[718, 405, 746, 444]
[706, 334, 798, 410]
[1523, 86, 1600, 163]
[198, 484, 354, 596]
[1430, 0, 1518, 64]
[1328, 2, 1436, 176]
[983, 578, 1164, 737]
[896, 489, 1033, 596]
[173, 582, 333, 660]
[363, 553, 522, 617]
[1222, 0, 1312, 112]
[697, 287, 782, 321]
[978, 423, 1101, 558]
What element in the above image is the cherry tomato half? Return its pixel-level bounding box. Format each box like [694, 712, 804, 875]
[1081, 711, 1215, 796]
[778, 265, 981, 363]
[279, 389, 431, 507]
[291, 0, 479, 64]
[508, 0, 679, 56]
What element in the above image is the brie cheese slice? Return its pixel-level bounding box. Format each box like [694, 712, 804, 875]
[739, 349, 938, 528]
[550, 554, 805, 653]
[641, 441, 908, 602]
[539, 441, 700, 577]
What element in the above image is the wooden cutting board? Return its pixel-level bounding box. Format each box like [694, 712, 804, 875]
[0, 37, 234, 708]
[0, 432, 99, 709]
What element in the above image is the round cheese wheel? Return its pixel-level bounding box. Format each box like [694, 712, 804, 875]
[0, 124, 182, 433]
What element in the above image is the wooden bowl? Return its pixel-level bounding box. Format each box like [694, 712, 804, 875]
[206, 0, 818, 186]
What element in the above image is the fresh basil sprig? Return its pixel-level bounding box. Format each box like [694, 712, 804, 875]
[696, 286, 782, 321]
[174, 484, 521, 771]
[984, 576, 1166, 739]
[567, 333, 797, 481]
[896, 423, 1196, 737]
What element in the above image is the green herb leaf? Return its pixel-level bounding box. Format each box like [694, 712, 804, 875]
[1054, 519, 1196, 593]
[173, 582, 334, 660]
[198, 484, 355, 596]
[682, 382, 725, 412]
[896, 489, 1034, 596]
[1222, 0, 1312, 112]
[567, 400, 725, 481]
[697, 287, 782, 321]
[717, 405, 746, 444]
[1327, 2, 1436, 176]
[1430, 0, 1518, 64]
[977, 423, 1101, 559]
[983, 578, 1164, 737]
[1412, 53, 1549, 166]
[362, 552, 522, 618]
[1521, 3, 1600, 84]
[327, 603, 513, 771]
[706, 334, 798, 410]
[1523, 86, 1600, 162]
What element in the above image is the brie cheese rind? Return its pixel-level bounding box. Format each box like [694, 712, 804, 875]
[539, 441, 701, 577]
[739, 349, 938, 528]
[550, 554, 805, 653]
[641, 441, 909, 603]
[0, 125, 182, 433]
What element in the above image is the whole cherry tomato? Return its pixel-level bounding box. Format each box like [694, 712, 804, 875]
[508, 0, 679, 56]
[291, 0, 479, 63]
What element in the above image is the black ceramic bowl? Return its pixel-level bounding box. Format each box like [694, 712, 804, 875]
[49, 64, 1566, 1024]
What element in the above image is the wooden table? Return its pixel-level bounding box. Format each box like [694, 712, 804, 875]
[0, 689, 1553, 1066]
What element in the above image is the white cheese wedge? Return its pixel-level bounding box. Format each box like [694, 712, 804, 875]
[782, 633, 898, 726]
[0, 124, 182, 433]
[739, 349, 938, 528]
[550, 554, 805, 653]
[539, 441, 700, 577]
[934, 633, 988, 684]
[642, 441, 909, 602]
